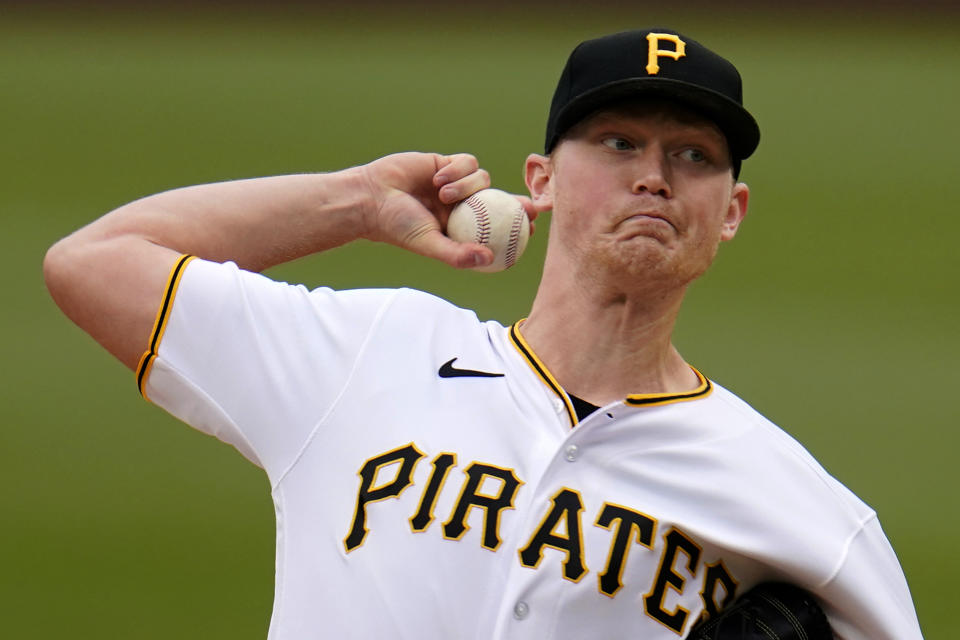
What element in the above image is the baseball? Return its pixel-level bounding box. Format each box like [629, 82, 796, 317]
[447, 188, 530, 273]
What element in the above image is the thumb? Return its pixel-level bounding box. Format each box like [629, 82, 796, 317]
[406, 227, 494, 269]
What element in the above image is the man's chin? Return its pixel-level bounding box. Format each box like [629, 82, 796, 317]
[591, 243, 676, 284]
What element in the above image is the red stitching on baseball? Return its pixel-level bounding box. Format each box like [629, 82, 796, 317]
[505, 207, 524, 268]
[465, 195, 491, 245]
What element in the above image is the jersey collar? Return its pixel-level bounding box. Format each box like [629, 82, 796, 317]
[508, 320, 713, 427]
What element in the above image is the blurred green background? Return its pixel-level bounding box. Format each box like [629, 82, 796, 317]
[3, 2, 956, 637]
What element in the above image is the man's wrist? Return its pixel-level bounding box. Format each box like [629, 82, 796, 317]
[344, 162, 385, 242]
[296, 166, 376, 249]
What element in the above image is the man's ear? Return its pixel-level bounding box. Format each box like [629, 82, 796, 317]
[720, 182, 749, 242]
[525, 153, 554, 210]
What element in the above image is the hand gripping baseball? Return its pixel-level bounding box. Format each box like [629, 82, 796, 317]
[688, 582, 833, 640]
[360, 152, 536, 269]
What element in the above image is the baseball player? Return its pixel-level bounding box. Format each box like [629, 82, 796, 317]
[44, 28, 922, 639]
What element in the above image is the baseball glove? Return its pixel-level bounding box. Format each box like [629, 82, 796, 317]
[687, 582, 833, 639]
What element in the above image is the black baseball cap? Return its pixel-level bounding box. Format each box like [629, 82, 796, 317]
[545, 28, 760, 177]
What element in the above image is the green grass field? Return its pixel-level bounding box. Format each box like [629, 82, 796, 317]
[3, 4, 957, 637]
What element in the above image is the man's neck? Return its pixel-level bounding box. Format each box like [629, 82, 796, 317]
[520, 275, 698, 407]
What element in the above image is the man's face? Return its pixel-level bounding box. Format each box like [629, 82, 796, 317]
[526, 102, 749, 294]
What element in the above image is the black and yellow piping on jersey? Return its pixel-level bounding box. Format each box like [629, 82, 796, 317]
[508, 320, 713, 425]
[509, 322, 579, 427]
[135, 254, 195, 400]
[623, 367, 712, 407]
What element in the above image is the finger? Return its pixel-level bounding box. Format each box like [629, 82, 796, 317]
[434, 154, 491, 204]
[433, 153, 479, 187]
[514, 195, 540, 224]
[438, 169, 491, 204]
[405, 226, 494, 269]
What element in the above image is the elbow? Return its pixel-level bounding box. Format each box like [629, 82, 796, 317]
[43, 236, 75, 310]
[44, 233, 94, 319]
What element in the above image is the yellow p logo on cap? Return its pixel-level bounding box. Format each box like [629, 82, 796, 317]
[645, 33, 686, 74]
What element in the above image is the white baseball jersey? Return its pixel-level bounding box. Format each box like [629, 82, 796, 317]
[139, 256, 923, 639]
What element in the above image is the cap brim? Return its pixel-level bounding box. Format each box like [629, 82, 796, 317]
[548, 77, 760, 161]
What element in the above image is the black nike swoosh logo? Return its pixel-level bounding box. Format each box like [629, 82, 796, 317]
[438, 358, 504, 378]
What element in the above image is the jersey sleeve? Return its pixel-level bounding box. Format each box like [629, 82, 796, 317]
[139, 256, 397, 484]
[816, 515, 924, 639]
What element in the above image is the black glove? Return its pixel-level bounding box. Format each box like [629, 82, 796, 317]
[688, 582, 833, 639]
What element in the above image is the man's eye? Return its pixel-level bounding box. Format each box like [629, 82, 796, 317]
[601, 137, 633, 151]
[679, 148, 706, 162]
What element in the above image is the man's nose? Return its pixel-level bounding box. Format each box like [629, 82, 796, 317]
[631, 148, 671, 198]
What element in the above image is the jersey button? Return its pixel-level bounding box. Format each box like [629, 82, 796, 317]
[564, 445, 579, 462]
[513, 601, 530, 620]
[552, 398, 565, 414]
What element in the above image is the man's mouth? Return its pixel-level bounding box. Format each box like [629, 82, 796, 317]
[622, 212, 676, 232]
